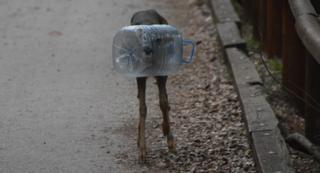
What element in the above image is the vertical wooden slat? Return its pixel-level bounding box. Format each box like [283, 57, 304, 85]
[282, 0, 289, 88]
[305, 0, 320, 144]
[252, 0, 260, 39]
[266, 0, 283, 58]
[282, 0, 306, 113]
[258, 0, 267, 51]
[242, 0, 252, 21]
[305, 53, 320, 145]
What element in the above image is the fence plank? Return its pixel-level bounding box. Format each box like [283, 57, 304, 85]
[258, 0, 267, 51]
[282, 0, 306, 113]
[266, 0, 283, 58]
[305, 53, 320, 145]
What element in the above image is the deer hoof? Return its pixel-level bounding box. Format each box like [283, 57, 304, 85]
[139, 152, 147, 164]
[168, 144, 176, 153]
[167, 135, 176, 153]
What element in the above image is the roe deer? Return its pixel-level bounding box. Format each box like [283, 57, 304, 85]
[130, 9, 176, 163]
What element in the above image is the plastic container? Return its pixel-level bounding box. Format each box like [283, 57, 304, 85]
[112, 25, 195, 77]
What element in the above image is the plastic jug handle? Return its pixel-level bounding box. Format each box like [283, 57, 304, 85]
[182, 39, 196, 64]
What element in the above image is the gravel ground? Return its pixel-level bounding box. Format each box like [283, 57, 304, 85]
[115, 2, 256, 173]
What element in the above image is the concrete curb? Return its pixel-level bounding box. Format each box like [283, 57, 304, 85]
[209, 0, 294, 172]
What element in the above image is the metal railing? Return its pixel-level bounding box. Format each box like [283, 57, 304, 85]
[289, 0, 320, 64]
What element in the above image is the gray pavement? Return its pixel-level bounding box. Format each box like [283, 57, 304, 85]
[0, 0, 188, 172]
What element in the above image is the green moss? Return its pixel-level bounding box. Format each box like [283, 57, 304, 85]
[267, 58, 283, 73]
[231, 0, 243, 17]
[230, 0, 260, 51]
[242, 24, 260, 51]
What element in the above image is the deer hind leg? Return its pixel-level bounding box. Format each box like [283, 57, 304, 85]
[137, 77, 147, 163]
[156, 76, 176, 153]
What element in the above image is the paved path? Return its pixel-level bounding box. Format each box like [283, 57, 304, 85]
[0, 0, 187, 172]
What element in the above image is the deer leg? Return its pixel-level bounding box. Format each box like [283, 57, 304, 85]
[136, 77, 147, 163]
[156, 76, 176, 153]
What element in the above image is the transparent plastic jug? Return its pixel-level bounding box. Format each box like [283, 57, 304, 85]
[112, 25, 195, 77]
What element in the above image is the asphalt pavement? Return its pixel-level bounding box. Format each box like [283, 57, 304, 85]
[0, 0, 188, 172]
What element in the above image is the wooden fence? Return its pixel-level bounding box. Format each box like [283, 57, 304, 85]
[238, 0, 320, 144]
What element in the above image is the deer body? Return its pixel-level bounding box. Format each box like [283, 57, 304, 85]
[130, 9, 176, 163]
